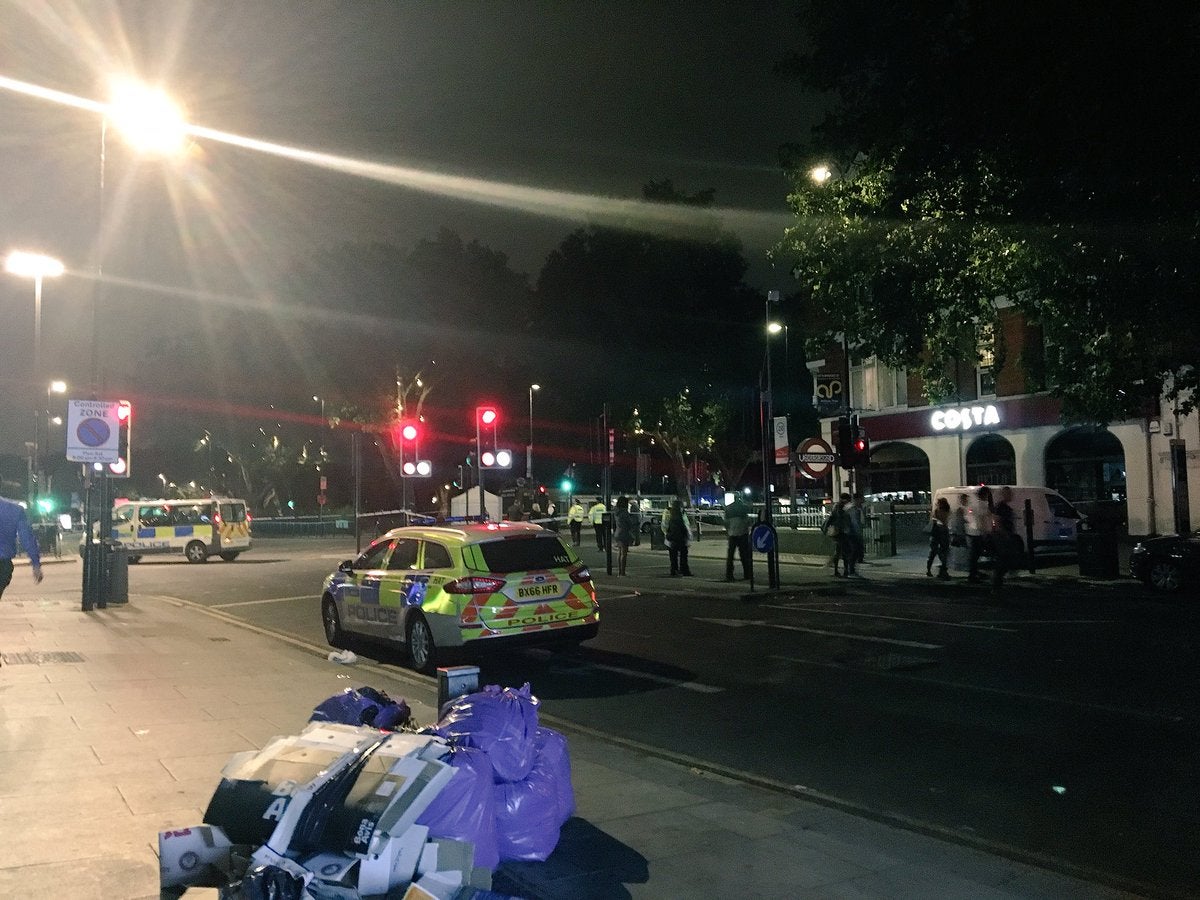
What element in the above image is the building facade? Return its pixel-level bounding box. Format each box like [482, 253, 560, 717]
[810, 308, 1197, 537]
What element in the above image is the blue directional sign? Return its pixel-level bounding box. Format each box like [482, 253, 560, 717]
[752, 523, 776, 553]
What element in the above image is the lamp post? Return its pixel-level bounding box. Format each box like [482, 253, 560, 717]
[5, 251, 65, 504]
[760, 290, 782, 588]
[83, 77, 188, 611]
[527, 383, 540, 479]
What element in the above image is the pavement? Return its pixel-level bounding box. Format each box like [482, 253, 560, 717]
[0, 547, 1146, 900]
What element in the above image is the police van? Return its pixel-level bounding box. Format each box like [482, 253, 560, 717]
[104, 497, 252, 563]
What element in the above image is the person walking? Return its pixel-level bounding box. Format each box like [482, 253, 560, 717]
[566, 499, 585, 546]
[613, 496, 637, 576]
[1, 496, 43, 600]
[990, 486, 1017, 587]
[967, 486, 992, 583]
[840, 494, 861, 577]
[662, 499, 692, 577]
[927, 496, 952, 579]
[588, 498, 608, 550]
[723, 493, 753, 581]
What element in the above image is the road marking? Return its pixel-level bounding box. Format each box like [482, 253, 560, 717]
[595, 592, 643, 601]
[961, 618, 1119, 626]
[762, 604, 1018, 632]
[211, 595, 313, 609]
[581, 661, 724, 693]
[694, 618, 942, 650]
[770, 654, 1182, 722]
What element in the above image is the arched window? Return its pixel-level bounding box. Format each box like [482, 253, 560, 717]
[863, 442, 930, 502]
[966, 434, 1015, 485]
[1045, 428, 1126, 503]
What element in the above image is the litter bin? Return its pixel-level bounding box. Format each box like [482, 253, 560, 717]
[649, 523, 665, 550]
[1077, 522, 1119, 578]
[104, 542, 129, 604]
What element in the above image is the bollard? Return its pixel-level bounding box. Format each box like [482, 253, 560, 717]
[436, 665, 480, 717]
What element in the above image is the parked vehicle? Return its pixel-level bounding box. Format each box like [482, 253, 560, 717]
[321, 521, 599, 674]
[932, 485, 1082, 551]
[82, 497, 252, 563]
[1130, 535, 1200, 593]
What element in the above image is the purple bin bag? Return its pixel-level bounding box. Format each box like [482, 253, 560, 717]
[494, 761, 561, 862]
[435, 683, 540, 783]
[309, 686, 410, 731]
[534, 727, 575, 825]
[415, 744, 500, 870]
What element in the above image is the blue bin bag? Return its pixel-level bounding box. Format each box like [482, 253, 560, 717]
[435, 683, 540, 783]
[415, 744, 500, 870]
[534, 727, 575, 826]
[308, 686, 410, 731]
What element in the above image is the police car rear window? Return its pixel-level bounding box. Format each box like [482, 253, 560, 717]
[478, 536, 572, 573]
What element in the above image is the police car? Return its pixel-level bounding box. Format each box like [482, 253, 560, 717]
[320, 522, 599, 674]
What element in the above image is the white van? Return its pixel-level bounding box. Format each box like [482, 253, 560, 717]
[933, 486, 1081, 550]
[103, 498, 252, 563]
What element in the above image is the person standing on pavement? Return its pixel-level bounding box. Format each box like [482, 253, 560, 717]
[723, 493, 753, 581]
[613, 496, 637, 576]
[967, 486, 992, 583]
[588, 498, 607, 550]
[840, 494, 862, 577]
[822, 494, 850, 577]
[927, 496, 952, 579]
[850, 493, 867, 570]
[950, 493, 970, 572]
[662, 499, 692, 577]
[990, 486, 1017, 587]
[566, 499, 585, 546]
[1, 496, 43, 599]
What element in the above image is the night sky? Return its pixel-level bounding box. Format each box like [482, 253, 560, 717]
[0, 2, 822, 460]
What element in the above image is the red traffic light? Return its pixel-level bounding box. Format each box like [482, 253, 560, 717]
[399, 421, 419, 442]
[117, 400, 131, 421]
[477, 406, 498, 426]
[854, 438, 866, 452]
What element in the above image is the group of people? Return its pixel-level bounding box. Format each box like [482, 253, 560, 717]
[927, 485, 1018, 586]
[564, 495, 756, 581]
[822, 493, 866, 577]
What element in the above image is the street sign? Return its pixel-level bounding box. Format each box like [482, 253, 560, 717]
[65, 399, 120, 463]
[317, 493, 327, 506]
[319, 476, 328, 491]
[752, 523, 775, 553]
[797, 436, 835, 479]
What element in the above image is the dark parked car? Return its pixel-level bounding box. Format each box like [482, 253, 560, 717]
[1129, 535, 1200, 593]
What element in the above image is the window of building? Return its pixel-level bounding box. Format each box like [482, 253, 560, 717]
[850, 356, 908, 411]
[977, 323, 996, 397]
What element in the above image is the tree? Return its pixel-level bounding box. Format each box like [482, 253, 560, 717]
[774, 1, 1200, 421]
[629, 388, 734, 503]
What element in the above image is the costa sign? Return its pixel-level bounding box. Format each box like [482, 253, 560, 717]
[931, 404, 1000, 432]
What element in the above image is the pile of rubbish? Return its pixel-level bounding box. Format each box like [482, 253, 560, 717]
[160, 683, 573, 899]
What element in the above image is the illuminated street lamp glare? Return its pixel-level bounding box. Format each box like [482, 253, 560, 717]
[767, 321, 783, 335]
[49, 380, 67, 394]
[809, 165, 833, 184]
[5, 251, 64, 279]
[108, 76, 187, 156]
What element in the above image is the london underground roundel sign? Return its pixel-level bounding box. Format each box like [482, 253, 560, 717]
[797, 436, 836, 479]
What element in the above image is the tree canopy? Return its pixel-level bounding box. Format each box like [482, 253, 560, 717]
[774, 1, 1200, 421]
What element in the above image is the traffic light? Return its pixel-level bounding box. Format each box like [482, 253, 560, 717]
[402, 459, 433, 477]
[852, 429, 870, 468]
[480, 449, 513, 469]
[560, 478, 573, 493]
[836, 416, 853, 469]
[398, 420, 420, 444]
[109, 400, 132, 478]
[477, 406, 498, 428]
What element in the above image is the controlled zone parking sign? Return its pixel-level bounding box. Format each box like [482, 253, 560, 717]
[66, 399, 121, 463]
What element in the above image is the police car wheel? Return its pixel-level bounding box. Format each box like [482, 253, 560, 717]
[322, 596, 345, 647]
[185, 541, 208, 563]
[406, 613, 438, 675]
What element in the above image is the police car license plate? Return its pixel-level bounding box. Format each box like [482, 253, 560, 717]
[517, 582, 559, 599]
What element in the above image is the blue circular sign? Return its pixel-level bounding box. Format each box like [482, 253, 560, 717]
[76, 417, 111, 447]
[752, 523, 775, 553]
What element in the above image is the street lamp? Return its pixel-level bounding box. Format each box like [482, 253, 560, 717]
[527, 383, 540, 479]
[761, 290, 782, 588]
[5, 251, 65, 504]
[82, 77, 187, 611]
